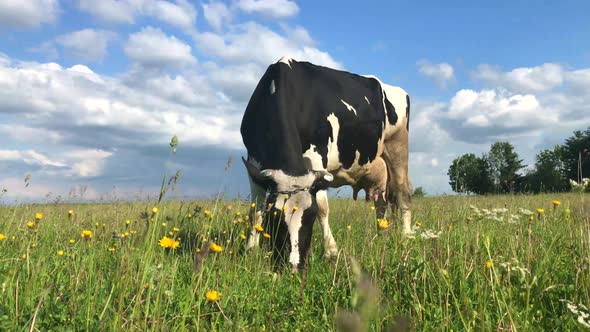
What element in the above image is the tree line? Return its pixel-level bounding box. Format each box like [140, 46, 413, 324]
[447, 126, 590, 194]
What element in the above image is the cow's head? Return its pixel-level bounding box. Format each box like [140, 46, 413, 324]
[242, 157, 333, 272]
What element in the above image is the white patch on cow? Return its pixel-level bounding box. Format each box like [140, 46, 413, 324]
[302, 144, 323, 170]
[340, 99, 357, 115]
[276, 55, 293, 69]
[272, 190, 312, 270]
[270, 79, 276, 95]
[326, 113, 342, 170]
[265, 169, 316, 192]
[365, 96, 370, 104]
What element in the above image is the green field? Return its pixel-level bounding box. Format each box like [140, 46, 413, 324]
[0, 193, 589, 331]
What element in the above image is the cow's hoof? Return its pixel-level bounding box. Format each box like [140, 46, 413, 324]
[323, 247, 338, 261]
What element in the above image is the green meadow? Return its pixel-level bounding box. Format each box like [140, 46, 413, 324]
[0, 193, 588, 331]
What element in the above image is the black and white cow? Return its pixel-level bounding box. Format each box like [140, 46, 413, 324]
[241, 56, 412, 272]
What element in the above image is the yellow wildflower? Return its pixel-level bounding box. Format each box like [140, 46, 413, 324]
[254, 224, 264, 232]
[347, 225, 351, 231]
[81, 230, 93, 239]
[162, 222, 167, 227]
[552, 200, 561, 207]
[485, 260, 493, 269]
[240, 233, 247, 240]
[22, 254, 27, 260]
[173, 227, 180, 232]
[206, 290, 220, 302]
[68, 210, 74, 217]
[57, 250, 64, 256]
[263, 233, 271, 239]
[377, 218, 389, 230]
[69, 239, 75, 244]
[187, 213, 192, 218]
[226, 204, 232, 210]
[0, 233, 6, 241]
[251, 203, 256, 208]
[235, 211, 241, 216]
[159, 236, 180, 249]
[370, 206, 375, 211]
[126, 219, 131, 225]
[536, 208, 544, 215]
[26, 221, 35, 229]
[108, 247, 116, 253]
[529, 215, 534, 222]
[152, 207, 159, 215]
[292, 206, 299, 211]
[209, 242, 223, 253]
[35, 213, 43, 220]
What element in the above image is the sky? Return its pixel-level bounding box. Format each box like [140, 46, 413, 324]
[0, 0, 589, 203]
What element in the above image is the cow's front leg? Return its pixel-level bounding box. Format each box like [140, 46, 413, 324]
[246, 176, 267, 250]
[316, 190, 338, 260]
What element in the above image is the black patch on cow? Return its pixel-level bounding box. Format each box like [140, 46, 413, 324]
[297, 206, 317, 270]
[406, 94, 410, 132]
[383, 91, 398, 126]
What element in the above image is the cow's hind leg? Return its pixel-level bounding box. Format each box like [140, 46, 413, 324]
[382, 133, 413, 235]
[316, 189, 338, 260]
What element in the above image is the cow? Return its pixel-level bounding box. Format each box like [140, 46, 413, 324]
[240, 56, 412, 273]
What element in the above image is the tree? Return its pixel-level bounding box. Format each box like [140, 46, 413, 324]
[561, 127, 590, 184]
[521, 146, 568, 193]
[448, 153, 493, 194]
[413, 186, 427, 198]
[485, 142, 526, 194]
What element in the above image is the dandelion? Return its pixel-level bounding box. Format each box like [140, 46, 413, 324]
[235, 211, 241, 216]
[292, 206, 299, 211]
[347, 225, 351, 231]
[187, 213, 192, 218]
[68, 210, 74, 217]
[254, 224, 264, 232]
[485, 260, 493, 269]
[173, 227, 180, 232]
[159, 236, 180, 249]
[152, 207, 159, 215]
[81, 230, 93, 239]
[377, 218, 389, 230]
[263, 233, 271, 239]
[69, 239, 75, 244]
[26, 221, 35, 229]
[126, 219, 131, 225]
[536, 208, 544, 215]
[529, 215, 534, 222]
[240, 232, 247, 240]
[0, 234, 6, 241]
[251, 203, 256, 208]
[31, 243, 37, 248]
[108, 247, 116, 253]
[226, 204, 232, 210]
[57, 250, 64, 256]
[552, 200, 561, 207]
[22, 254, 27, 260]
[209, 242, 223, 253]
[162, 222, 167, 227]
[35, 213, 43, 221]
[206, 290, 220, 302]
[370, 206, 375, 211]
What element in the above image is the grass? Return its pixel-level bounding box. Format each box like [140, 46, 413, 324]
[0, 193, 589, 331]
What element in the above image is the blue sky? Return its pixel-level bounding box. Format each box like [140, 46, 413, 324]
[1, 0, 589, 202]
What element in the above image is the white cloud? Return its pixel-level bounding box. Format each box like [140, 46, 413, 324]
[203, 1, 233, 31]
[235, 0, 299, 19]
[194, 22, 342, 69]
[0, 149, 66, 168]
[472, 63, 565, 93]
[125, 26, 196, 68]
[78, 0, 137, 24]
[56, 29, 116, 62]
[78, 0, 197, 30]
[0, 0, 59, 29]
[145, 0, 197, 30]
[417, 60, 455, 88]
